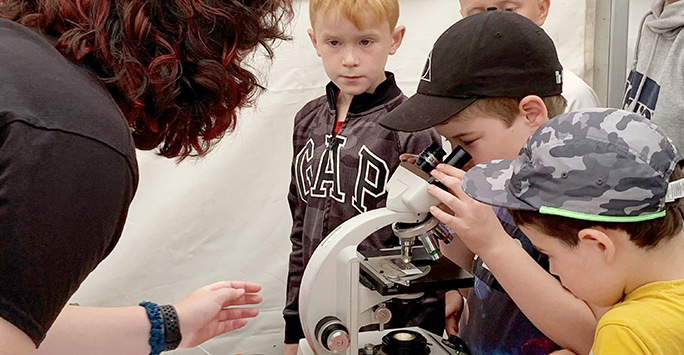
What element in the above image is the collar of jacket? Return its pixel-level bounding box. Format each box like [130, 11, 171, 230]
[325, 72, 403, 114]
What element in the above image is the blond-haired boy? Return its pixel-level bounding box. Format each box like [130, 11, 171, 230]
[283, 1, 442, 353]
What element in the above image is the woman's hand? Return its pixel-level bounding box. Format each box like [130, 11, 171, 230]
[175, 281, 262, 348]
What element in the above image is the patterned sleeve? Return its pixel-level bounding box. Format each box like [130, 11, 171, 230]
[283, 110, 308, 344]
[396, 127, 442, 156]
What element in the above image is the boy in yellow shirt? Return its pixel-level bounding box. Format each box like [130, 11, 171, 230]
[451, 108, 684, 354]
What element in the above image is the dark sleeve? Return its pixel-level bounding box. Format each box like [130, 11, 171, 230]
[0, 121, 136, 345]
[283, 114, 307, 344]
[397, 127, 442, 155]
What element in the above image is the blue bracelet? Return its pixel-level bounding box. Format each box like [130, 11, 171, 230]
[140, 301, 165, 355]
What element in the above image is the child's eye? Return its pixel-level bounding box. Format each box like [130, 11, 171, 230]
[328, 40, 340, 47]
[360, 39, 372, 46]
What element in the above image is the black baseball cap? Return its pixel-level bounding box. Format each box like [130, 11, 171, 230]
[380, 11, 563, 132]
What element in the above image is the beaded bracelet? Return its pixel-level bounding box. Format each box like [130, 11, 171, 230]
[139, 301, 165, 355]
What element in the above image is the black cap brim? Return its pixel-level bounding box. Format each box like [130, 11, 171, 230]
[379, 93, 478, 132]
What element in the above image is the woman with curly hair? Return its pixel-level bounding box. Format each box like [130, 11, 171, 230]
[0, 0, 291, 354]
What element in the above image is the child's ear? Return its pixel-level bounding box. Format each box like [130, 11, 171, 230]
[537, 0, 551, 26]
[389, 25, 406, 55]
[307, 28, 321, 57]
[518, 95, 549, 131]
[578, 228, 616, 265]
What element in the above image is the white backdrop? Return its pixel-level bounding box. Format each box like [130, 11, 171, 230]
[70, 1, 592, 354]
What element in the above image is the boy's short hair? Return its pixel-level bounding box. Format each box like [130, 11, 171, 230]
[380, 11, 563, 132]
[309, 0, 399, 31]
[454, 95, 567, 127]
[509, 166, 684, 249]
[462, 108, 684, 249]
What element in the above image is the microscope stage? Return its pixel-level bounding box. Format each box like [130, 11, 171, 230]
[359, 246, 474, 296]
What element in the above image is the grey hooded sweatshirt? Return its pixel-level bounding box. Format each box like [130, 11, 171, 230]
[623, 0, 684, 153]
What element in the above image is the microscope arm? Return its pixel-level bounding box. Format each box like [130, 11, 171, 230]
[297, 148, 473, 355]
[299, 207, 428, 354]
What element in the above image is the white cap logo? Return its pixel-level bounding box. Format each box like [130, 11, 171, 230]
[421, 51, 432, 83]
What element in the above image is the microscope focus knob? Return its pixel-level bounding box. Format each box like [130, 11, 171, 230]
[315, 317, 350, 353]
[374, 304, 392, 330]
[326, 329, 350, 352]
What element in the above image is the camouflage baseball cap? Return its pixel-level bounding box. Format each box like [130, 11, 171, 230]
[462, 108, 684, 222]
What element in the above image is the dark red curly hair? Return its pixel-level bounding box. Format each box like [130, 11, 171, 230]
[1, 0, 292, 159]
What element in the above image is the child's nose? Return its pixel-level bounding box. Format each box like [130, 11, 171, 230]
[342, 48, 360, 67]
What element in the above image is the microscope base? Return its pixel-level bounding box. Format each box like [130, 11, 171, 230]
[297, 327, 453, 355]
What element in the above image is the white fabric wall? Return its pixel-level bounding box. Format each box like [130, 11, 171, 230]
[70, 1, 592, 354]
[629, 0, 653, 66]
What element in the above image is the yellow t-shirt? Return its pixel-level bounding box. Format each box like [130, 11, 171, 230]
[591, 279, 684, 355]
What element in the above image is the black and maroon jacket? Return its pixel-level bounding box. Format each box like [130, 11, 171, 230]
[284, 73, 443, 343]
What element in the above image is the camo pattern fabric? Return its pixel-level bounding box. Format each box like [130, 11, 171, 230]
[462, 108, 682, 217]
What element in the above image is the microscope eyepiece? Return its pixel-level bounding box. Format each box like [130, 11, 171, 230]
[426, 145, 471, 186]
[442, 145, 471, 169]
[414, 142, 446, 173]
[415, 143, 471, 179]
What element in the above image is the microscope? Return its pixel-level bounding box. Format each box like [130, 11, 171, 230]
[297, 144, 474, 355]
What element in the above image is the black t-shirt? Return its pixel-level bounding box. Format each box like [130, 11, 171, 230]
[0, 19, 138, 345]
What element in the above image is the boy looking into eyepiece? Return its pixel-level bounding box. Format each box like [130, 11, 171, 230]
[283, 1, 442, 353]
[461, 108, 684, 354]
[381, 11, 597, 355]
